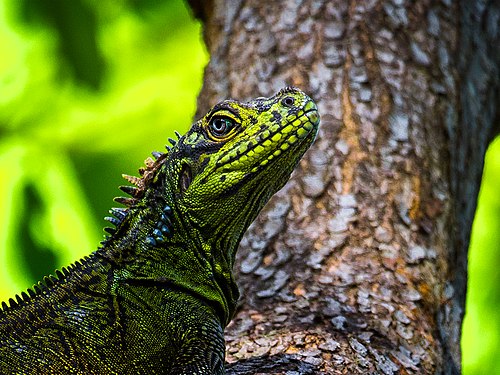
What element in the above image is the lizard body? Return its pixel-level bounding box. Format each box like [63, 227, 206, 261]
[0, 87, 320, 374]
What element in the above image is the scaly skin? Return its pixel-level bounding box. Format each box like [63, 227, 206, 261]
[0, 87, 320, 374]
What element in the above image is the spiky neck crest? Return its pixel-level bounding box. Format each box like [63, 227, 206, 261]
[108, 134, 182, 217]
[100, 133, 182, 244]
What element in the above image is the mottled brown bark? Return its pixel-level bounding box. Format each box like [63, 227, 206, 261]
[187, 0, 500, 374]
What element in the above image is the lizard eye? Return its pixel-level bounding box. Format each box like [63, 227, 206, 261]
[209, 116, 235, 138]
[281, 96, 295, 107]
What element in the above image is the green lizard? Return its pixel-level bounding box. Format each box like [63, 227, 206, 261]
[0, 87, 319, 374]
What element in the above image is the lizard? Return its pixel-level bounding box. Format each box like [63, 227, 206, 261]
[0, 87, 320, 374]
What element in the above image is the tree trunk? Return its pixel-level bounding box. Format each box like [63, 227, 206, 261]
[187, 1, 500, 373]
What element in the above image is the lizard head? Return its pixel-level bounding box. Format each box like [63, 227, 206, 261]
[166, 87, 320, 252]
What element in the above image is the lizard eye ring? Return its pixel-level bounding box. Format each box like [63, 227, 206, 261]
[281, 96, 295, 107]
[209, 116, 235, 138]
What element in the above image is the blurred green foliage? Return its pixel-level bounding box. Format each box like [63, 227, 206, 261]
[0, 1, 498, 373]
[0, 0, 207, 298]
[462, 137, 500, 374]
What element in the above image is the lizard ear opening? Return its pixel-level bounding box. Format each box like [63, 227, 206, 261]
[179, 163, 192, 195]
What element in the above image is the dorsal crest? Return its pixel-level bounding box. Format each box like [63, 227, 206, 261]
[102, 134, 180, 237]
[0, 256, 91, 315]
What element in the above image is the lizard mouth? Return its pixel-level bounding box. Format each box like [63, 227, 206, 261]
[252, 103, 320, 172]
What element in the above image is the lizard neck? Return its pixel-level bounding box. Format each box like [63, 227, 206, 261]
[98, 188, 239, 326]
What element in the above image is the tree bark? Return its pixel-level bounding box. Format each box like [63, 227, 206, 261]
[187, 1, 500, 373]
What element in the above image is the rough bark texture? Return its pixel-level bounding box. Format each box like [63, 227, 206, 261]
[187, 0, 500, 374]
